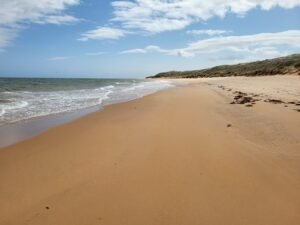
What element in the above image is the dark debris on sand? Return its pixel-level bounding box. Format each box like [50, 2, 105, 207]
[218, 85, 299, 112]
[230, 91, 258, 106]
[265, 99, 284, 104]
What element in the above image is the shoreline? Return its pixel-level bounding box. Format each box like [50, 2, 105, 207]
[0, 104, 101, 148]
[0, 80, 182, 148]
[3, 74, 295, 149]
[0, 78, 177, 148]
[1, 75, 300, 225]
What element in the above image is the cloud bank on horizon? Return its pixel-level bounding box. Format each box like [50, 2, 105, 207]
[121, 30, 300, 59]
[0, 0, 300, 77]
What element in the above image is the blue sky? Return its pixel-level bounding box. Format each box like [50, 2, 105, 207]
[0, 0, 300, 78]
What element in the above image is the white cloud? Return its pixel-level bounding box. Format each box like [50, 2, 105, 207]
[79, 27, 127, 41]
[110, 0, 300, 34]
[180, 30, 300, 57]
[85, 51, 106, 56]
[186, 29, 231, 36]
[121, 48, 148, 54]
[121, 45, 169, 54]
[120, 30, 300, 60]
[0, 27, 18, 51]
[0, 0, 80, 50]
[208, 46, 288, 62]
[48, 56, 70, 61]
[34, 15, 80, 25]
[80, 0, 300, 41]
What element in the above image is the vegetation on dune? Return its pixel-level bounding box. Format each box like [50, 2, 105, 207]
[147, 54, 300, 79]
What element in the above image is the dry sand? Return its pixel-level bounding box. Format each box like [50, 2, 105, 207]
[0, 75, 300, 225]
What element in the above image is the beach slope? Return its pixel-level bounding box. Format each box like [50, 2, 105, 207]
[0, 75, 300, 225]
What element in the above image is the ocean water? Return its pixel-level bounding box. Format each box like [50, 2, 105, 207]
[0, 78, 174, 126]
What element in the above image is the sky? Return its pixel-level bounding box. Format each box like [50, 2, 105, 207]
[0, 0, 300, 78]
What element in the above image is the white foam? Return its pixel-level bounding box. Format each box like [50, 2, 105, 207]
[99, 85, 115, 90]
[0, 80, 175, 125]
[0, 108, 5, 117]
[122, 84, 145, 92]
[0, 100, 28, 113]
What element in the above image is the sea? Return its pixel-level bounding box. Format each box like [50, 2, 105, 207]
[0, 78, 175, 126]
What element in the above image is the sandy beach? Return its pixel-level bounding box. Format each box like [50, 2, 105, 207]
[0, 75, 300, 225]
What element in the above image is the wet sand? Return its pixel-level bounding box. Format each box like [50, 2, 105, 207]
[0, 75, 300, 225]
[0, 105, 100, 148]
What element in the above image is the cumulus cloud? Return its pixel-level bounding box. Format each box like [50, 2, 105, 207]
[186, 29, 231, 36]
[120, 30, 300, 60]
[0, 0, 80, 50]
[80, 0, 300, 41]
[79, 27, 127, 41]
[110, 0, 300, 34]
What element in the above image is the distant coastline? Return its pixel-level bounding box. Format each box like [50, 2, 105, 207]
[147, 54, 300, 79]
